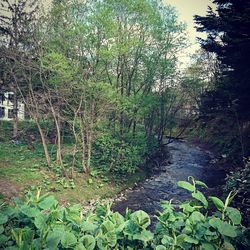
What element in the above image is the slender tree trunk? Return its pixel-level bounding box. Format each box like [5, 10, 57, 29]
[49, 103, 63, 165]
[36, 120, 51, 168]
[12, 89, 18, 139]
[55, 117, 62, 165]
[80, 122, 86, 173]
[86, 131, 92, 174]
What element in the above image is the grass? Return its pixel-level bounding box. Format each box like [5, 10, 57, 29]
[0, 142, 147, 204]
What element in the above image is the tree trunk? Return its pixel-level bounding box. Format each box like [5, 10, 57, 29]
[86, 131, 92, 174]
[80, 125, 86, 173]
[12, 89, 18, 139]
[36, 120, 51, 168]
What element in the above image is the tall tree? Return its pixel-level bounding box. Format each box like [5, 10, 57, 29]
[0, 0, 39, 139]
[194, 0, 250, 120]
[194, 0, 250, 162]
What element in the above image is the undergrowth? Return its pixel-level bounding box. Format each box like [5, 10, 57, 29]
[0, 177, 249, 249]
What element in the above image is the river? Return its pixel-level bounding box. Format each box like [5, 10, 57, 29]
[112, 140, 226, 215]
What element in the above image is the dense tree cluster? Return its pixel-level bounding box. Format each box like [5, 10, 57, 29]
[0, 0, 193, 175]
[194, 0, 250, 163]
[195, 0, 250, 225]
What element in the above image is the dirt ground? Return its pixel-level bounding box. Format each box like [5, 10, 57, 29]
[0, 178, 22, 200]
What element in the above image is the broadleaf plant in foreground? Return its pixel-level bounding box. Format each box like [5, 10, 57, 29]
[0, 178, 248, 249]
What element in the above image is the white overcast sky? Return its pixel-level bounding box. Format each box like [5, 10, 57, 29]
[164, 0, 214, 65]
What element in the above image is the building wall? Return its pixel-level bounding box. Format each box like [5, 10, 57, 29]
[0, 92, 25, 121]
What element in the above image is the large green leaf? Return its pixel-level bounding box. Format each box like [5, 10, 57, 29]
[133, 230, 153, 242]
[46, 230, 61, 250]
[61, 231, 77, 248]
[131, 210, 150, 228]
[0, 214, 8, 225]
[190, 211, 205, 223]
[81, 235, 95, 250]
[222, 241, 235, 250]
[180, 202, 195, 213]
[161, 235, 174, 245]
[209, 218, 237, 237]
[0, 234, 8, 246]
[209, 196, 224, 211]
[195, 180, 208, 188]
[177, 181, 195, 192]
[82, 221, 98, 233]
[184, 236, 199, 244]
[192, 191, 208, 207]
[201, 242, 216, 250]
[34, 214, 47, 230]
[156, 245, 167, 250]
[38, 196, 57, 210]
[176, 234, 186, 245]
[218, 222, 237, 238]
[226, 207, 242, 225]
[20, 205, 40, 217]
[101, 221, 115, 234]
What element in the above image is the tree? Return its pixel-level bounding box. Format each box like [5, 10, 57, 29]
[194, 0, 250, 162]
[0, 0, 39, 139]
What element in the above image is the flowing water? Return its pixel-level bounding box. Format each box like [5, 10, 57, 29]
[112, 140, 226, 215]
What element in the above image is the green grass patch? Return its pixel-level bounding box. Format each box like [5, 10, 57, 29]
[0, 142, 147, 204]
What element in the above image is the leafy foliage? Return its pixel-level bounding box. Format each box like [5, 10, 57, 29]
[0, 178, 248, 249]
[93, 131, 150, 174]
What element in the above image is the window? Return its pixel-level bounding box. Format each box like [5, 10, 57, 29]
[0, 93, 4, 104]
[8, 93, 14, 103]
[8, 109, 14, 119]
[0, 107, 5, 118]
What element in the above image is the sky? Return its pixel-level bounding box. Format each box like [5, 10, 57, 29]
[164, 0, 214, 64]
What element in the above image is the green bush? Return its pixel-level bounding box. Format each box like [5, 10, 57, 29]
[92, 132, 149, 174]
[0, 178, 248, 249]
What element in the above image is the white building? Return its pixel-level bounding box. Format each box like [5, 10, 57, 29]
[0, 92, 25, 121]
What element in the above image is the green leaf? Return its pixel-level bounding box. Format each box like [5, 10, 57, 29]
[209, 196, 224, 211]
[0, 234, 8, 246]
[209, 218, 237, 237]
[209, 217, 222, 230]
[34, 214, 47, 230]
[133, 230, 154, 242]
[0, 214, 8, 225]
[75, 243, 85, 250]
[176, 234, 186, 245]
[201, 242, 216, 250]
[0, 225, 4, 234]
[184, 236, 199, 244]
[101, 221, 115, 233]
[20, 205, 40, 217]
[131, 210, 151, 228]
[81, 235, 96, 250]
[195, 180, 208, 188]
[38, 196, 57, 210]
[218, 222, 237, 238]
[156, 245, 167, 250]
[46, 230, 61, 249]
[61, 231, 77, 248]
[180, 202, 195, 213]
[222, 241, 235, 250]
[190, 211, 205, 223]
[177, 181, 195, 192]
[226, 207, 242, 225]
[192, 191, 208, 207]
[82, 221, 98, 233]
[161, 235, 174, 245]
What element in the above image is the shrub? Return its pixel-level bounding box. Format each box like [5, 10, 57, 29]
[0, 178, 248, 249]
[92, 132, 149, 174]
